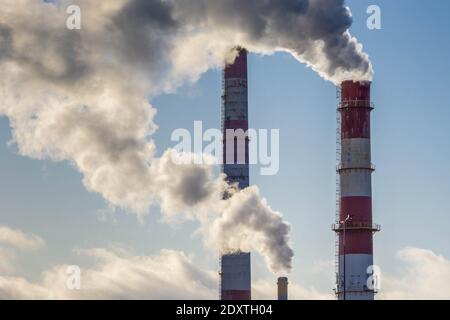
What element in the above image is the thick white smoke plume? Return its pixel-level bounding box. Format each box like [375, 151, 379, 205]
[208, 187, 293, 272]
[0, 0, 373, 273]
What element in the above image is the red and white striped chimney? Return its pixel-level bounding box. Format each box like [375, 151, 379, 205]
[335, 80, 380, 300]
[220, 48, 251, 300]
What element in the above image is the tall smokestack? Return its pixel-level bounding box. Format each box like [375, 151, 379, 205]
[220, 48, 251, 300]
[277, 277, 288, 301]
[333, 80, 380, 300]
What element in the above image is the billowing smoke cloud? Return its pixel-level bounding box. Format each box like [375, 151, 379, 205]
[0, 0, 373, 273]
[207, 187, 294, 273]
[171, 0, 373, 83]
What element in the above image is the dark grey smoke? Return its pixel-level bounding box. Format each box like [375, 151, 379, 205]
[112, 0, 178, 71]
[113, 0, 372, 83]
[0, 24, 13, 58]
[1, 0, 372, 86]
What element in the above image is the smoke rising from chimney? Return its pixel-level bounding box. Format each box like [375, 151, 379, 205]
[171, 0, 373, 84]
[0, 0, 373, 273]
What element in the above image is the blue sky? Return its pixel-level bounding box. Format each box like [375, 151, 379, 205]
[1, 0, 450, 297]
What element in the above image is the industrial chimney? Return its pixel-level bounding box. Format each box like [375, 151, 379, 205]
[333, 80, 380, 300]
[277, 277, 288, 301]
[220, 48, 251, 300]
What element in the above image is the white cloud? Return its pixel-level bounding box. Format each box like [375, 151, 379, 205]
[0, 248, 16, 274]
[0, 225, 44, 275]
[379, 247, 450, 300]
[0, 245, 320, 300]
[0, 247, 218, 300]
[1, 243, 448, 300]
[0, 225, 45, 250]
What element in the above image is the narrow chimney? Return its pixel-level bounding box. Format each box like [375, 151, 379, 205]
[220, 47, 251, 300]
[334, 80, 380, 300]
[277, 277, 288, 301]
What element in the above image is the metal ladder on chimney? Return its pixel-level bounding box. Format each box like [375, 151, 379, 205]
[219, 69, 225, 300]
[221, 69, 226, 174]
[221, 69, 226, 134]
[218, 253, 222, 300]
[334, 86, 341, 298]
